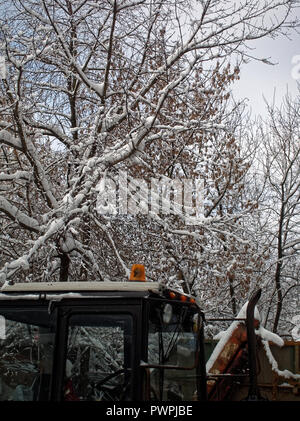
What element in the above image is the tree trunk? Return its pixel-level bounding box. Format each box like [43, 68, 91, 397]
[228, 274, 237, 316]
[273, 196, 284, 333]
[59, 252, 70, 282]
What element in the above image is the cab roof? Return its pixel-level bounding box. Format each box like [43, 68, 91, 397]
[0, 281, 199, 308]
[0, 281, 161, 295]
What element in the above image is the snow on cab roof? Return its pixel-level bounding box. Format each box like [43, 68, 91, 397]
[0, 281, 161, 294]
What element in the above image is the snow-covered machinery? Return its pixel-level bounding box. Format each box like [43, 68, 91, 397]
[0, 266, 294, 401]
[0, 266, 207, 401]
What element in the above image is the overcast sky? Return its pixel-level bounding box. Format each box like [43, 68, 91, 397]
[232, 26, 299, 118]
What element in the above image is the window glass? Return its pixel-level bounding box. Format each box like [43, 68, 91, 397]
[147, 303, 198, 401]
[0, 309, 55, 401]
[65, 314, 133, 401]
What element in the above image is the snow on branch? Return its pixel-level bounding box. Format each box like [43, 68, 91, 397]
[0, 171, 31, 182]
[0, 195, 40, 233]
[0, 130, 23, 151]
[0, 56, 6, 79]
[0, 217, 64, 284]
[23, 119, 72, 149]
[92, 215, 130, 279]
[1, 129, 58, 211]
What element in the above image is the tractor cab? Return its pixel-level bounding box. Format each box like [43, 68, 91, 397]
[0, 275, 207, 401]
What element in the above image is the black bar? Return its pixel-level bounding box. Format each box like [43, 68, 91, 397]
[50, 307, 69, 401]
[245, 288, 262, 400]
[197, 312, 207, 401]
[205, 318, 246, 321]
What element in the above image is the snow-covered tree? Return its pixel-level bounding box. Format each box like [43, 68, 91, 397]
[254, 91, 300, 335]
[0, 0, 298, 320]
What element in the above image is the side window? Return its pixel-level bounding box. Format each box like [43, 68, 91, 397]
[146, 303, 199, 401]
[64, 314, 133, 401]
[0, 310, 55, 401]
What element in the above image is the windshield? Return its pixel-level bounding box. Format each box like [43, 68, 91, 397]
[146, 301, 199, 401]
[64, 313, 133, 401]
[0, 308, 55, 401]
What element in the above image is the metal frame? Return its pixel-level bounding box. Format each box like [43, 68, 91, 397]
[140, 296, 207, 401]
[49, 297, 144, 401]
[0, 286, 264, 401]
[204, 289, 263, 401]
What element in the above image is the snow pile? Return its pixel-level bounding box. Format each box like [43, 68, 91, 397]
[257, 316, 300, 380]
[262, 340, 300, 380]
[256, 324, 284, 347]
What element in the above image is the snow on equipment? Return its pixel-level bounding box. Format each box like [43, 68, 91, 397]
[205, 290, 263, 401]
[0, 266, 298, 401]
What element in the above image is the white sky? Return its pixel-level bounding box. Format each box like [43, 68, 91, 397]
[232, 28, 299, 117]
